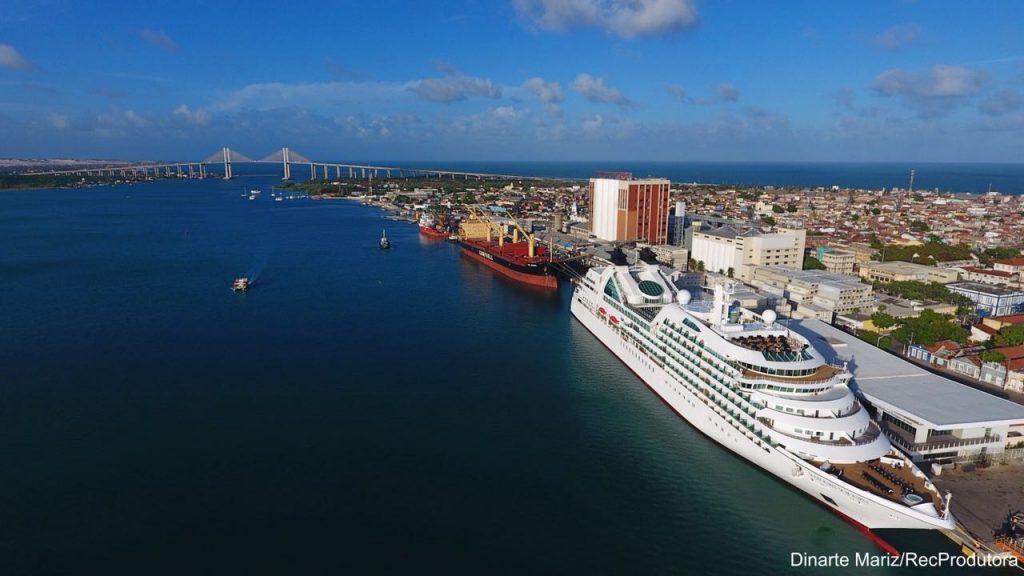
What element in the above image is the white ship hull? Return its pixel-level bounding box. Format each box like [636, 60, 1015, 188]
[570, 294, 954, 531]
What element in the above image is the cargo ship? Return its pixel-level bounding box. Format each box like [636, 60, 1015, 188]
[418, 213, 448, 239]
[457, 208, 560, 289]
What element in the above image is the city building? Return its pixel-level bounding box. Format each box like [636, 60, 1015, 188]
[680, 213, 749, 251]
[645, 244, 689, 270]
[947, 282, 1024, 317]
[858, 261, 960, 284]
[667, 201, 688, 247]
[993, 256, 1024, 277]
[588, 174, 670, 244]
[689, 225, 806, 281]
[957, 267, 1020, 288]
[791, 319, 1024, 464]
[747, 266, 875, 320]
[832, 243, 877, 265]
[813, 246, 856, 275]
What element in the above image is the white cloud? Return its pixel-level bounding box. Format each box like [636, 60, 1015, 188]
[582, 113, 603, 132]
[671, 81, 738, 104]
[872, 64, 988, 117]
[521, 77, 564, 114]
[514, 0, 697, 38]
[0, 43, 34, 71]
[871, 24, 922, 50]
[211, 80, 406, 112]
[667, 83, 686, 102]
[48, 113, 69, 130]
[408, 71, 501, 103]
[873, 65, 987, 98]
[714, 83, 739, 102]
[123, 110, 149, 128]
[979, 90, 1024, 116]
[173, 104, 210, 125]
[140, 28, 178, 52]
[572, 73, 629, 105]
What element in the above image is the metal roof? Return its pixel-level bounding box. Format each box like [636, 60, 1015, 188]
[787, 319, 1024, 428]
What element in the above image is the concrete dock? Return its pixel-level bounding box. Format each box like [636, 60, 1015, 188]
[932, 463, 1024, 559]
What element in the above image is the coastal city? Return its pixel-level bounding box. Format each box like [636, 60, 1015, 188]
[5, 159, 1024, 567]
[4, 1, 1024, 574]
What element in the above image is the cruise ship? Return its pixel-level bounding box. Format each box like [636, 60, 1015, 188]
[571, 263, 956, 531]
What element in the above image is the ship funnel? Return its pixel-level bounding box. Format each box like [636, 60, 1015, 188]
[528, 234, 536, 258]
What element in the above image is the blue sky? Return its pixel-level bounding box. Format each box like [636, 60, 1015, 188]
[1, 0, 1022, 162]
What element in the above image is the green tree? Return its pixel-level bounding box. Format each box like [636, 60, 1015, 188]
[802, 256, 826, 270]
[891, 310, 968, 346]
[772, 204, 784, 214]
[999, 325, 1024, 345]
[462, 191, 476, 204]
[761, 215, 776, 226]
[786, 202, 798, 213]
[910, 220, 930, 232]
[856, 329, 890, 349]
[980, 350, 1006, 364]
[870, 311, 898, 330]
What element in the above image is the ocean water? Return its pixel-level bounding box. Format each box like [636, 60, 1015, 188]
[0, 177, 997, 575]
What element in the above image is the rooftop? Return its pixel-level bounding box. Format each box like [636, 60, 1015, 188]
[993, 257, 1024, 266]
[787, 319, 1024, 428]
[963, 267, 1015, 278]
[948, 282, 1024, 296]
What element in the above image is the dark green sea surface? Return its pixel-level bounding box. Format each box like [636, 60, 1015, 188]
[0, 178, 993, 574]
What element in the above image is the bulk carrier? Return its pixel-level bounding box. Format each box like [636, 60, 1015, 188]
[457, 208, 564, 289]
[571, 263, 956, 533]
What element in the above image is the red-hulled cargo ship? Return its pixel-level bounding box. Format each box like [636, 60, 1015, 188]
[418, 213, 448, 238]
[419, 225, 447, 238]
[458, 237, 559, 289]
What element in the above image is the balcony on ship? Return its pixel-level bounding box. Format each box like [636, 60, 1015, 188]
[739, 363, 844, 389]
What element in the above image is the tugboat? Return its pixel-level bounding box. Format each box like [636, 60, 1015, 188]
[379, 229, 390, 250]
[232, 277, 250, 292]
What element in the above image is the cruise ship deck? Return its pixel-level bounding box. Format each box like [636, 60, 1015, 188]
[828, 460, 945, 513]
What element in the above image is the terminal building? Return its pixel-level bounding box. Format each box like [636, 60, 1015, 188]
[789, 319, 1024, 464]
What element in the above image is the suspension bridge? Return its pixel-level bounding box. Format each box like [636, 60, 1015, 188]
[24, 147, 549, 182]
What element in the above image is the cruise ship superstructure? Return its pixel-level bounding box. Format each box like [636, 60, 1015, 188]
[571, 263, 955, 531]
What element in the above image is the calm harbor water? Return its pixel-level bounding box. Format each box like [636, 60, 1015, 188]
[0, 176, 991, 574]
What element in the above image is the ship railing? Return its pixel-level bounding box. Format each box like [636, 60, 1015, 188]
[737, 374, 839, 389]
[886, 428, 1002, 452]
